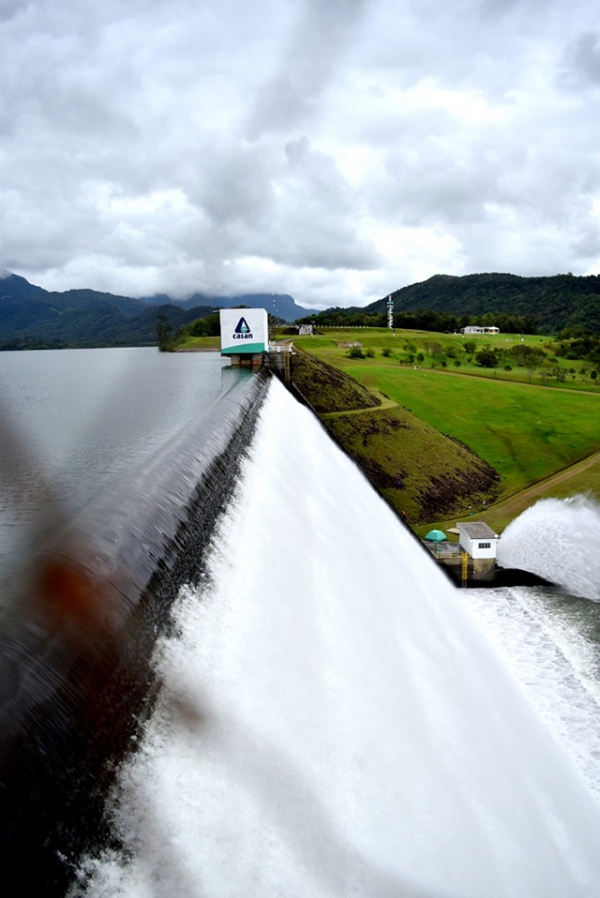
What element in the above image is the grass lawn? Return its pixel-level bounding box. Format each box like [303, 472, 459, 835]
[295, 329, 600, 502]
[292, 328, 599, 390]
[173, 336, 220, 351]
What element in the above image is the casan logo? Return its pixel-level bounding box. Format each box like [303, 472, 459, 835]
[232, 316, 253, 340]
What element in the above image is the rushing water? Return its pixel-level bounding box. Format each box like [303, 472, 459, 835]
[0, 347, 262, 893]
[76, 378, 600, 898]
[464, 585, 600, 800]
[497, 495, 600, 600]
[2, 352, 600, 896]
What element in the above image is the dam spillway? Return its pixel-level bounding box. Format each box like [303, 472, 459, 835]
[79, 376, 600, 898]
[1, 352, 600, 896]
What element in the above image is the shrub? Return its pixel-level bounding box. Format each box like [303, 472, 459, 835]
[366, 347, 375, 358]
[425, 341, 443, 357]
[382, 347, 392, 357]
[347, 346, 365, 359]
[475, 350, 498, 368]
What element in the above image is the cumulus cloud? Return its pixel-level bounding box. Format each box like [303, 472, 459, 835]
[1, 0, 599, 308]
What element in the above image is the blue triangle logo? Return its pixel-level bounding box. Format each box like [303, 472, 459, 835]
[235, 317, 251, 334]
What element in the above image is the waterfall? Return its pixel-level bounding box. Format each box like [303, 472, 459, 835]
[0, 366, 271, 895]
[78, 378, 600, 898]
[497, 495, 600, 600]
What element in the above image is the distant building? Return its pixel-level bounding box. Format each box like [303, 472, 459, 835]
[298, 324, 314, 336]
[457, 522, 500, 559]
[461, 326, 500, 335]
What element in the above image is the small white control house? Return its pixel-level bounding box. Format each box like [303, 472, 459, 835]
[457, 522, 500, 559]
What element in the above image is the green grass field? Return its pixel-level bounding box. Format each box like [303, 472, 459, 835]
[334, 365, 600, 494]
[293, 328, 600, 527]
[290, 327, 599, 389]
[173, 336, 221, 351]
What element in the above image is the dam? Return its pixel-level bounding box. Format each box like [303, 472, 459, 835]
[1, 349, 600, 896]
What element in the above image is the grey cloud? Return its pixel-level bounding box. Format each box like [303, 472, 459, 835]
[246, 0, 368, 138]
[2, 0, 600, 307]
[571, 230, 600, 260]
[185, 140, 277, 228]
[559, 31, 600, 88]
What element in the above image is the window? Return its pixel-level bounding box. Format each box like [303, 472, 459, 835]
[478, 542, 491, 549]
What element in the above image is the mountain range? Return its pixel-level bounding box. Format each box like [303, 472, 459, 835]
[0, 273, 310, 348]
[3, 270, 599, 348]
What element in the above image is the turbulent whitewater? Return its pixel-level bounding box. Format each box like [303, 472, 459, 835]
[79, 378, 600, 898]
[497, 495, 600, 600]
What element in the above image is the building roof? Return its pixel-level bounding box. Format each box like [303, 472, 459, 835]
[457, 522, 498, 539]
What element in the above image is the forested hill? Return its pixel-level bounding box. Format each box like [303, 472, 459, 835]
[0, 274, 216, 349]
[367, 273, 600, 333]
[0, 273, 307, 348]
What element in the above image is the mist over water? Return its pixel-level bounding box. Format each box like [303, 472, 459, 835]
[79, 379, 600, 898]
[497, 496, 600, 600]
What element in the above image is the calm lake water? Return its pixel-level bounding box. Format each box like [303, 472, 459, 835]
[0, 347, 242, 574]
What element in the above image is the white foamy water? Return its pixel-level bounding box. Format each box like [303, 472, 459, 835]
[78, 379, 600, 898]
[497, 495, 600, 600]
[464, 586, 600, 801]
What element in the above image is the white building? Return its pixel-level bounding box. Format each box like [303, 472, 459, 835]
[457, 522, 500, 559]
[462, 326, 500, 335]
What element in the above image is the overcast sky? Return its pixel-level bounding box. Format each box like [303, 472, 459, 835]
[1, 0, 599, 308]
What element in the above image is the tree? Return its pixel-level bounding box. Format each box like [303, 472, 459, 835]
[156, 314, 172, 350]
[189, 312, 220, 337]
[475, 349, 498, 368]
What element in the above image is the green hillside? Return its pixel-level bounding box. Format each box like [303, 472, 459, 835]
[291, 330, 600, 528]
[290, 348, 501, 523]
[0, 273, 217, 349]
[367, 273, 600, 333]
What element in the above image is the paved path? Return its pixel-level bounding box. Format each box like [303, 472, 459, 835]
[486, 447, 600, 517]
[321, 392, 399, 417]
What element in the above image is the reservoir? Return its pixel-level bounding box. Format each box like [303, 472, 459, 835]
[1, 348, 599, 896]
[0, 347, 237, 574]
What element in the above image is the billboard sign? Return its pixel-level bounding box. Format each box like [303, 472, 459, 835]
[220, 308, 268, 355]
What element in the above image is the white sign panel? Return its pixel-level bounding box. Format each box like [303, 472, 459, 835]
[220, 308, 268, 355]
